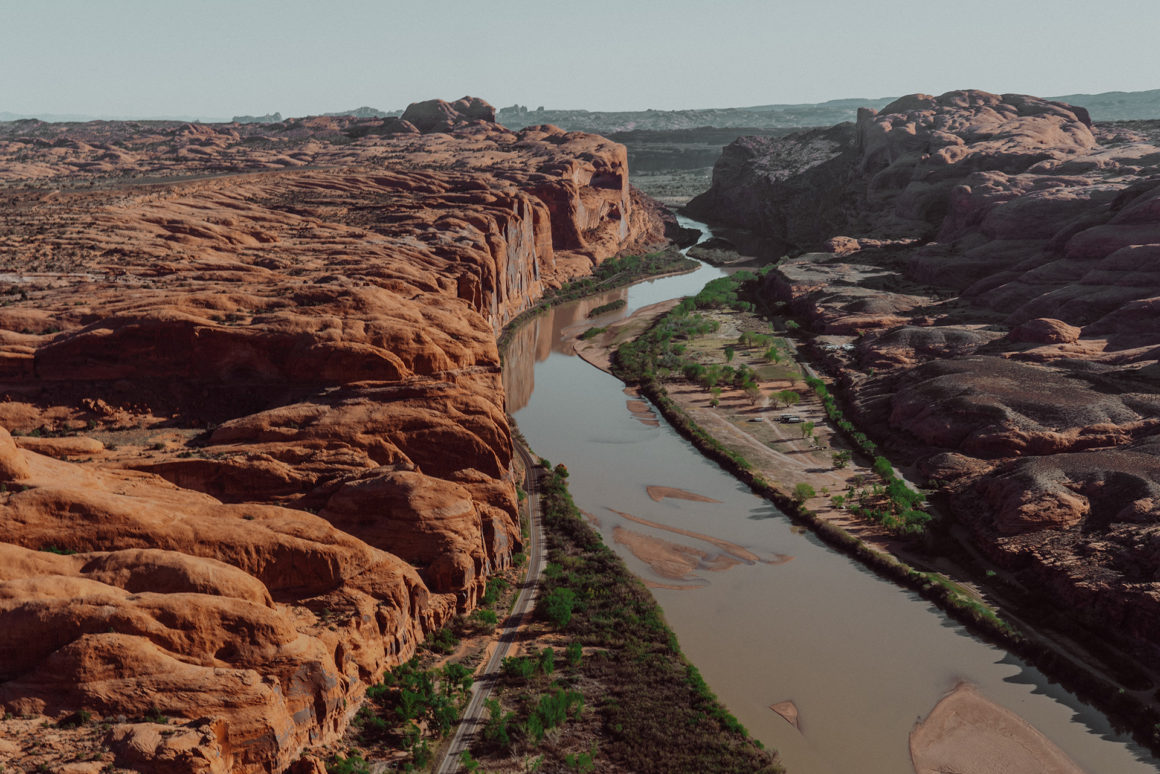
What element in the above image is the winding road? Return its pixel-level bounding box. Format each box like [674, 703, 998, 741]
[434, 441, 545, 774]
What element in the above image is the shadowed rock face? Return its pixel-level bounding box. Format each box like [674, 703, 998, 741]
[705, 90, 1160, 650]
[0, 97, 665, 771]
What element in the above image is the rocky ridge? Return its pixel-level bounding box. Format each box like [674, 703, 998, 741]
[0, 97, 665, 771]
[692, 91, 1160, 652]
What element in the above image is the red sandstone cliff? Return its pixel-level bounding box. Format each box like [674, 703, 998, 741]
[695, 91, 1160, 654]
[0, 97, 665, 771]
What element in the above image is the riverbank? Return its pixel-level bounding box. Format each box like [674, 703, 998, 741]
[597, 275, 1160, 761]
[575, 303, 916, 558]
[460, 462, 781, 773]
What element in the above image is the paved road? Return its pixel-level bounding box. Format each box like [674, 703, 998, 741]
[435, 442, 545, 773]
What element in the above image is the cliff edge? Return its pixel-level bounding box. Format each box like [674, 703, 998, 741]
[0, 97, 665, 771]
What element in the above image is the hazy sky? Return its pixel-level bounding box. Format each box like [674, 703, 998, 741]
[3, 0, 1158, 119]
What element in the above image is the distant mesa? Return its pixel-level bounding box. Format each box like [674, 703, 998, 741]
[230, 111, 282, 124]
[6, 86, 1159, 128]
[322, 105, 398, 119]
[495, 87, 1160, 134]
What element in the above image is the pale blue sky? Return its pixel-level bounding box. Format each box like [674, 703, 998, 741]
[2, 0, 1157, 119]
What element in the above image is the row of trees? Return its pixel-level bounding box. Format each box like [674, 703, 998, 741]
[798, 375, 932, 534]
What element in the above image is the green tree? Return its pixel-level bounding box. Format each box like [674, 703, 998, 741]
[792, 482, 816, 503]
[441, 662, 473, 700]
[429, 694, 458, 737]
[832, 449, 852, 469]
[502, 656, 536, 680]
[470, 608, 498, 629]
[777, 390, 800, 408]
[724, 345, 735, 362]
[538, 647, 555, 675]
[524, 712, 545, 745]
[566, 640, 583, 667]
[396, 690, 422, 723]
[483, 698, 515, 749]
[800, 421, 815, 439]
[539, 587, 577, 628]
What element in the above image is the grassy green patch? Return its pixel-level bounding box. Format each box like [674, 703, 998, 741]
[587, 298, 627, 317]
[579, 326, 606, 341]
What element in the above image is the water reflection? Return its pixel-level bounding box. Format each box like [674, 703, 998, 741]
[503, 287, 629, 413]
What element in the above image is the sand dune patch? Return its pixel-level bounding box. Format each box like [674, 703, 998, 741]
[613, 525, 713, 580]
[608, 507, 791, 566]
[769, 700, 801, 731]
[646, 485, 722, 504]
[910, 683, 1085, 774]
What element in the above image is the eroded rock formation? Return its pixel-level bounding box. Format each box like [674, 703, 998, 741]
[0, 97, 665, 771]
[695, 90, 1160, 653]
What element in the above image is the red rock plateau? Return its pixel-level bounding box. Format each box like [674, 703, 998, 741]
[0, 97, 665, 771]
[691, 91, 1160, 654]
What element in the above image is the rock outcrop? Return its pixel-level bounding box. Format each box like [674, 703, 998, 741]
[0, 97, 665, 771]
[702, 91, 1160, 652]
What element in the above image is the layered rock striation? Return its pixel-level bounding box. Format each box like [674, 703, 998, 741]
[695, 91, 1160, 652]
[0, 97, 664, 771]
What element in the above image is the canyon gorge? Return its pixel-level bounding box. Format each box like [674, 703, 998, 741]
[4, 85, 1160, 773]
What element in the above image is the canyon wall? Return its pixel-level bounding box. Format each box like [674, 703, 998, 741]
[0, 98, 665, 771]
[692, 91, 1160, 652]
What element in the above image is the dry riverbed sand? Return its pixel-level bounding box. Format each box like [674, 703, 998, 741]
[910, 683, 1086, 774]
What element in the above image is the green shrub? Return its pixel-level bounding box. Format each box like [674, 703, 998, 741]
[566, 640, 583, 667]
[579, 326, 607, 340]
[872, 456, 894, 479]
[424, 627, 459, 654]
[326, 752, 371, 774]
[792, 483, 816, 503]
[540, 586, 578, 628]
[502, 656, 537, 680]
[471, 608, 498, 628]
[538, 646, 556, 675]
[481, 577, 509, 607]
[587, 299, 627, 317]
[482, 698, 515, 749]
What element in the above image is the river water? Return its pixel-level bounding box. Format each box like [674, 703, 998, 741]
[504, 216, 1159, 774]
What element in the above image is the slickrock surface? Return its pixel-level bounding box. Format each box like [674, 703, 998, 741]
[0, 97, 664, 771]
[693, 91, 1160, 653]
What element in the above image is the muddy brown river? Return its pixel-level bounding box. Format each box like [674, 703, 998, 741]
[504, 216, 1159, 773]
